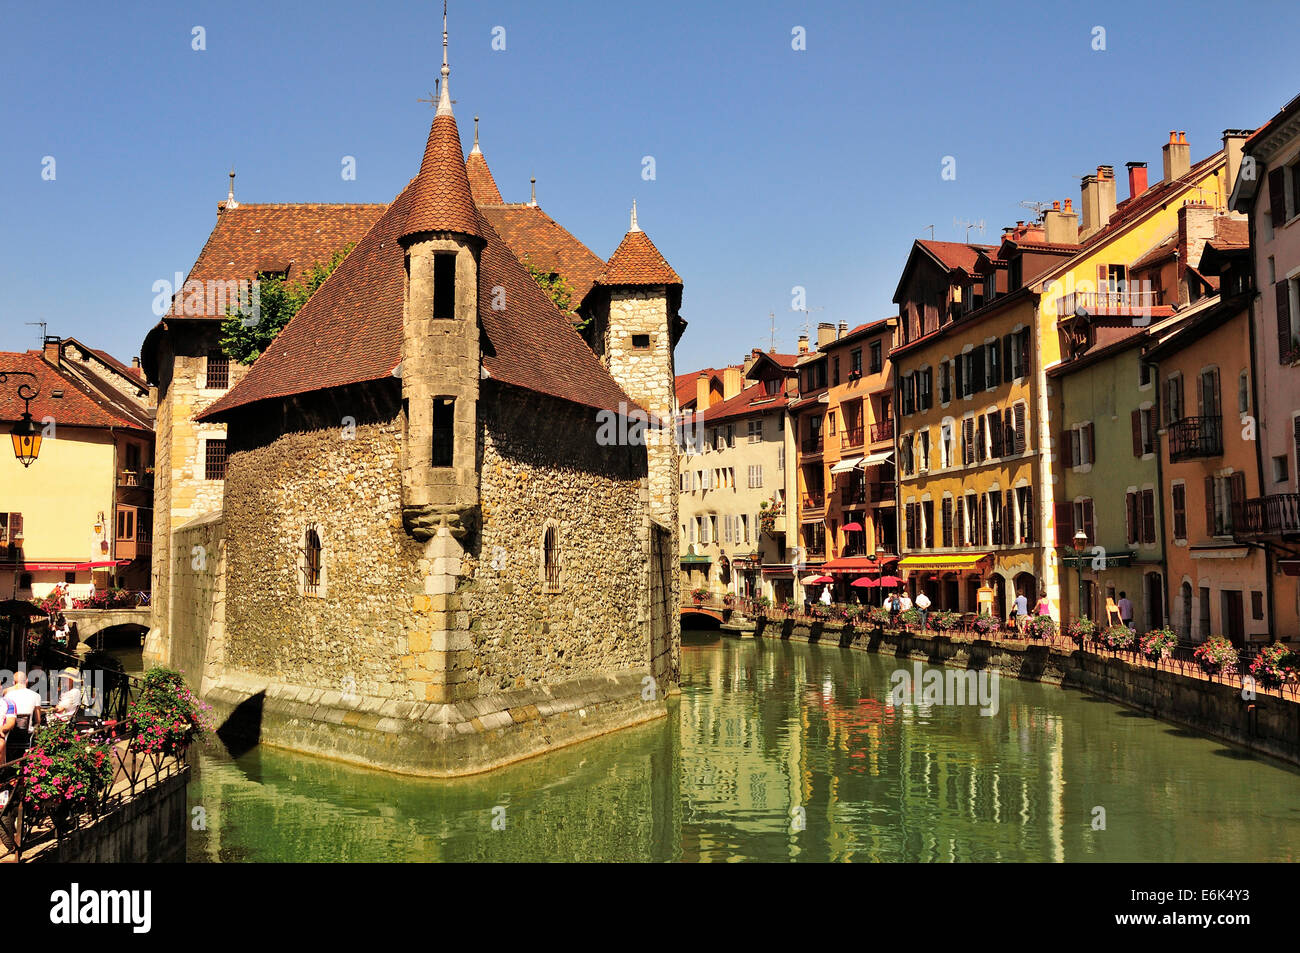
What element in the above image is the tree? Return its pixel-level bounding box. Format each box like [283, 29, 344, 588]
[220, 245, 353, 365]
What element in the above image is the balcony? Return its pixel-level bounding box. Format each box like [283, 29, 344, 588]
[840, 427, 864, 450]
[1168, 415, 1223, 461]
[1234, 494, 1300, 538]
[1055, 288, 1162, 318]
[870, 420, 893, 443]
[841, 483, 867, 507]
[801, 435, 824, 455]
[803, 493, 825, 511]
[117, 469, 154, 490]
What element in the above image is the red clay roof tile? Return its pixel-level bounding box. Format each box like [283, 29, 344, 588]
[596, 229, 681, 286]
[465, 152, 503, 205]
[477, 204, 605, 306]
[401, 114, 482, 241]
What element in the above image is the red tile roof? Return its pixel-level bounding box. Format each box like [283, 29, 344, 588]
[1085, 150, 1224, 248]
[401, 114, 482, 241]
[596, 229, 681, 286]
[700, 381, 789, 423]
[675, 366, 736, 409]
[1212, 216, 1248, 247]
[477, 204, 606, 306]
[164, 204, 386, 320]
[916, 240, 996, 275]
[465, 152, 503, 205]
[0, 351, 149, 431]
[1129, 234, 1177, 272]
[199, 177, 637, 421]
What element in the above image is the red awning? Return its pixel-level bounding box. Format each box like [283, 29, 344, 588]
[76, 560, 131, 571]
[821, 556, 899, 573]
[0, 561, 83, 571]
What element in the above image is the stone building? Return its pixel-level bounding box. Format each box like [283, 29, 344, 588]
[172, 30, 682, 775]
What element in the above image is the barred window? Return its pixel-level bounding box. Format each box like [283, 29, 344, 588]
[205, 439, 228, 480]
[206, 352, 230, 390]
[304, 528, 322, 595]
[543, 525, 561, 592]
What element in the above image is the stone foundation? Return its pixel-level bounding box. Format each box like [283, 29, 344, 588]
[204, 668, 667, 777]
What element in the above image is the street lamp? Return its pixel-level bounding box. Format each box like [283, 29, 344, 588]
[1072, 529, 1089, 642]
[0, 372, 41, 467]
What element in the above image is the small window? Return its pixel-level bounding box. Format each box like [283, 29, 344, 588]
[1251, 590, 1264, 620]
[432, 398, 455, 467]
[205, 439, 228, 480]
[65, 572, 76, 585]
[433, 253, 456, 320]
[18, 573, 32, 590]
[632, 333, 650, 349]
[543, 525, 561, 592]
[1272, 455, 1289, 484]
[206, 352, 230, 390]
[1238, 370, 1250, 414]
[1138, 363, 1152, 388]
[304, 528, 322, 595]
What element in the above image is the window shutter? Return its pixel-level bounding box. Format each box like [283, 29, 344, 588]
[988, 343, 1000, 387]
[1205, 476, 1217, 535]
[977, 494, 987, 546]
[1142, 489, 1157, 544]
[954, 497, 964, 546]
[1054, 501, 1073, 546]
[1131, 410, 1143, 457]
[1014, 404, 1027, 453]
[1020, 329, 1032, 377]
[1087, 423, 1095, 463]
[1060, 430, 1073, 468]
[977, 415, 986, 462]
[1003, 334, 1013, 378]
[972, 351, 985, 391]
[1278, 280, 1293, 363]
[1269, 167, 1288, 230]
[942, 497, 953, 547]
[1004, 490, 1013, 545]
[955, 355, 965, 397]
[1294, 416, 1300, 492]
[989, 412, 1002, 458]
[1083, 499, 1095, 543]
[1097, 263, 1109, 292]
[1023, 487, 1034, 544]
[1003, 408, 1014, 454]
[1127, 492, 1138, 545]
[963, 418, 975, 465]
[1229, 471, 1247, 527]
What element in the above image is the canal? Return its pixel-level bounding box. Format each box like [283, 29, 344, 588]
[169, 632, 1300, 862]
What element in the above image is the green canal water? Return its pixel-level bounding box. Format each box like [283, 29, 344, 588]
[173, 633, 1300, 862]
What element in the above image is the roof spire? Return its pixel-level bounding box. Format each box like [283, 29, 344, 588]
[226, 166, 238, 209]
[629, 199, 640, 232]
[436, 0, 452, 117]
[528, 176, 537, 207]
[471, 114, 481, 155]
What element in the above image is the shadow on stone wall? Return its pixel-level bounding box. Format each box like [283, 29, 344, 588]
[216, 690, 265, 759]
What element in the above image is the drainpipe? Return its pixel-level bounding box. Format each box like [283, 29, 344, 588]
[1243, 215, 1275, 644]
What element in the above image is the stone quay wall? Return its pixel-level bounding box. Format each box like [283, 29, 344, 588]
[29, 767, 190, 863]
[745, 615, 1300, 766]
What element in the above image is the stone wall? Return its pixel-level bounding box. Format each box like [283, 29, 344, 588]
[31, 767, 189, 863]
[169, 511, 226, 693]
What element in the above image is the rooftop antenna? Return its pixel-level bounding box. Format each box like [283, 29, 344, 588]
[25, 321, 47, 345]
[794, 305, 825, 343]
[1018, 200, 1051, 220]
[953, 217, 985, 241]
[768, 311, 778, 353]
[924, 225, 935, 240]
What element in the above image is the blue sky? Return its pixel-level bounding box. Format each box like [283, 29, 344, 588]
[2, 0, 1298, 372]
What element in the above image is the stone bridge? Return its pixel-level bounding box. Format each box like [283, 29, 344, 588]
[62, 608, 151, 641]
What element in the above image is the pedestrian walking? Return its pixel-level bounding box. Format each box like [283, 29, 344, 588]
[915, 590, 931, 631]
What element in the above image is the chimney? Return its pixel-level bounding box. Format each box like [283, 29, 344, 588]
[1097, 166, 1117, 226]
[722, 366, 742, 401]
[1163, 131, 1190, 183]
[1222, 129, 1252, 195]
[1043, 199, 1079, 245]
[816, 321, 836, 350]
[837, 320, 847, 340]
[1126, 161, 1149, 201]
[797, 333, 809, 354]
[132, 356, 141, 369]
[695, 372, 711, 411]
[1176, 200, 1217, 306]
[743, 349, 760, 376]
[1080, 174, 1099, 235]
[43, 336, 61, 367]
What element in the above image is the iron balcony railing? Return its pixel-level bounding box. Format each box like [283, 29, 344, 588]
[803, 493, 825, 510]
[1234, 493, 1300, 538]
[870, 481, 896, 503]
[841, 427, 864, 449]
[841, 484, 867, 506]
[1168, 415, 1223, 461]
[801, 435, 824, 454]
[870, 420, 893, 442]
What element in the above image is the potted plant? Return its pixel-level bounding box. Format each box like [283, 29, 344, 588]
[1193, 636, 1239, 676]
[1248, 642, 1299, 689]
[1099, 625, 1134, 650]
[124, 667, 209, 758]
[691, 587, 709, 606]
[899, 608, 922, 631]
[930, 610, 961, 632]
[1140, 627, 1177, 661]
[1066, 617, 1096, 643]
[971, 614, 1000, 637]
[21, 721, 114, 834]
[866, 606, 891, 630]
[1025, 615, 1058, 640]
[722, 592, 736, 608]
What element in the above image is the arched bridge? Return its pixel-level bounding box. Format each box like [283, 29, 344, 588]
[62, 608, 151, 640]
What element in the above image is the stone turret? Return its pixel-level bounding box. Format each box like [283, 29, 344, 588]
[593, 201, 682, 530]
[398, 14, 483, 544]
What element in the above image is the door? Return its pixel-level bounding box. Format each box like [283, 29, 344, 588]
[1221, 590, 1244, 646]
[1145, 572, 1164, 629]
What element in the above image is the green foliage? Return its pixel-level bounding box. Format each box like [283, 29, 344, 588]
[220, 246, 353, 365]
[523, 259, 574, 315]
[125, 667, 209, 756]
[22, 721, 113, 822]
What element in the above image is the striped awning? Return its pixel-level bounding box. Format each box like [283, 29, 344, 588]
[897, 553, 991, 573]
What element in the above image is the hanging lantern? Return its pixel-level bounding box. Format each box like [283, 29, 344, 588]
[10, 413, 41, 467]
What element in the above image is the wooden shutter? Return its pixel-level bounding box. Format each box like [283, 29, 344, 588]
[1097, 263, 1109, 294]
[955, 496, 965, 546]
[1014, 404, 1027, 452]
[1294, 416, 1300, 492]
[1142, 488, 1156, 543]
[988, 343, 1000, 387]
[977, 494, 987, 546]
[1082, 499, 1095, 544]
[1269, 167, 1288, 229]
[1278, 280, 1293, 363]
[1003, 408, 1014, 454]
[1131, 410, 1143, 456]
[963, 418, 975, 465]
[1021, 329, 1032, 377]
[977, 415, 987, 461]
[1004, 490, 1014, 545]
[1229, 471, 1247, 524]
[989, 412, 1002, 457]
[1060, 430, 1073, 467]
[1003, 334, 1013, 378]
[1205, 475, 1217, 535]
[942, 497, 953, 547]
[972, 350, 985, 391]
[955, 355, 964, 397]
[1054, 501, 1073, 546]
[1087, 423, 1096, 463]
[1126, 491, 1138, 545]
[1023, 486, 1034, 544]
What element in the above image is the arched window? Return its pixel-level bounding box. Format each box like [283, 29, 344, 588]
[543, 525, 561, 592]
[304, 528, 323, 595]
